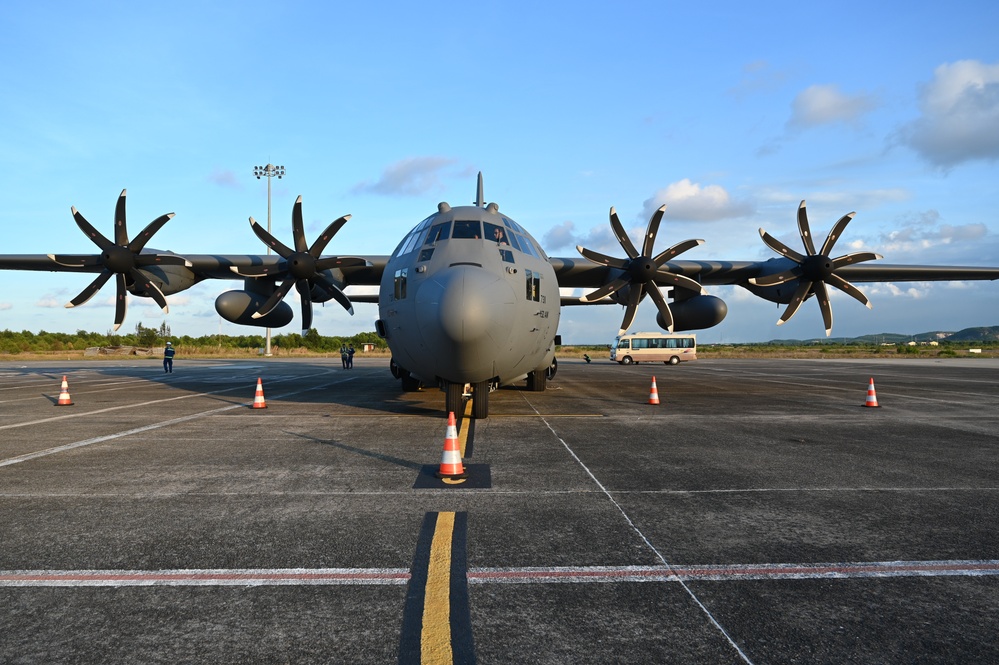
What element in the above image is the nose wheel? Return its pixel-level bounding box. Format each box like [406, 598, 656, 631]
[444, 380, 492, 418]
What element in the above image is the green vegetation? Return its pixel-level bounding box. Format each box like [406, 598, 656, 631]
[0, 323, 388, 357]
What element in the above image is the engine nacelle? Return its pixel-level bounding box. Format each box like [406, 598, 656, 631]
[215, 290, 294, 328]
[657, 294, 728, 332]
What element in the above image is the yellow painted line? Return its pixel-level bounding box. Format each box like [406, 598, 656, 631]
[421, 511, 455, 664]
[457, 400, 473, 457]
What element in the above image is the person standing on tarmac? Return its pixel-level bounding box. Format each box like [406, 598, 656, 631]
[347, 345, 355, 368]
[340, 344, 349, 369]
[163, 342, 175, 373]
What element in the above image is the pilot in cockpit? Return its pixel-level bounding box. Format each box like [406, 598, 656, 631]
[492, 226, 509, 245]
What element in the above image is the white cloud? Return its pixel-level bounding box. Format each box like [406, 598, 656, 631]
[786, 84, 879, 129]
[0, 302, 11, 311]
[208, 169, 241, 189]
[351, 157, 459, 196]
[898, 60, 999, 167]
[642, 179, 753, 222]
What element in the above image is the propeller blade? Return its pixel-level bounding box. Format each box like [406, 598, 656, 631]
[114, 190, 129, 247]
[749, 267, 804, 287]
[814, 280, 833, 336]
[129, 268, 169, 313]
[229, 263, 284, 278]
[312, 275, 355, 315]
[113, 273, 128, 331]
[128, 213, 175, 253]
[72, 207, 113, 251]
[653, 270, 707, 295]
[248, 217, 294, 258]
[309, 215, 351, 258]
[797, 201, 816, 256]
[134, 253, 191, 268]
[48, 254, 103, 268]
[576, 245, 629, 270]
[66, 270, 113, 308]
[291, 196, 308, 253]
[579, 275, 631, 303]
[314, 256, 367, 271]
[296, 280, 313, 333]
[827, 274, 873, 309]
[819, 212, 855, 257]
[645, 283, 674, 333]
[759, 228, 806, 264]
[618, 285, 644, 336]
[609, 207, 639, 259]
[642, 205, 666, 258]
[652, 238, 704, 266]
[831, 251, 882, 269]
[252, 278, 296, 319]
[777, 281, 813, 326]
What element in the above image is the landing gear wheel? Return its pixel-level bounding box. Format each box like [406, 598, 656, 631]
[546, 357, 558, 380]
[527, 369, 546, 392]
[472, 381, 489, 419]
[445, 381, 464, 416]
[401, 372, 422, 392]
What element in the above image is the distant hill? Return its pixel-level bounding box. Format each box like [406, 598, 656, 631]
[765, 325, 999, 345]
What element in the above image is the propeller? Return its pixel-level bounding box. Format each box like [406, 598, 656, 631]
[576, 205, 706, 335]
[233, 195, 365, 333]
[48, 189, 189, 331]
[749, 200, 883, 336]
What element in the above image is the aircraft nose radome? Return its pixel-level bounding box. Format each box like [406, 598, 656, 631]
[416, 265, 515, 349]
[437, 266, 513, 343]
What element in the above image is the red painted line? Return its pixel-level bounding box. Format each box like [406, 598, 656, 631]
[2, 560, 997, 587]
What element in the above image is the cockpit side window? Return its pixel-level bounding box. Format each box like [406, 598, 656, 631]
[483, 222, 509, 246]
[424, 221, 452, 245]
[452, 220, 481, 239]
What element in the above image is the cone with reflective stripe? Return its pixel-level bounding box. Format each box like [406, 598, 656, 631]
[648, 376, 660, 405]
[55, 375, 74, 407]
[863, 377, 880, 408]
[435, 412, 467, 479]
[252, 377, 267, 409]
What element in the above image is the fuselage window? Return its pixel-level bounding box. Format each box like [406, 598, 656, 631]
[499, 248, 514, 263]
[419, 248, 434, 262]
[424, 221, 451, 245]
[525, 269, 540, 301]
[452, 220, 481, 239]
[394, 268, 408, 300]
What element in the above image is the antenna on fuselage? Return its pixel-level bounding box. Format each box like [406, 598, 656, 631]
[475, 171, 484, 207]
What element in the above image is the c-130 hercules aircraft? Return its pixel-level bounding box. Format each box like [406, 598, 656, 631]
[2, 173, 998, 418]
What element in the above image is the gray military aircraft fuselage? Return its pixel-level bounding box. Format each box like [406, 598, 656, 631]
[377, 198, 560, 419]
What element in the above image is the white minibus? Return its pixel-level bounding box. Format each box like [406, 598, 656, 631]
[611, 332, 697, 365]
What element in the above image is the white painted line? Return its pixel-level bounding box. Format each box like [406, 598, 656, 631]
[520, 392, 756, 665]
[4, 559, 994, 588]
[0, 376, 355, 467]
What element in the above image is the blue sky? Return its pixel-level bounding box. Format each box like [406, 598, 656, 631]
[2, 1, 998, 343]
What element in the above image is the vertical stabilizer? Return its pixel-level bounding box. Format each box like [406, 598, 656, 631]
[475, 172, 484, 207]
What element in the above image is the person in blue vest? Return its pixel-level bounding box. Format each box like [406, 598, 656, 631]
[163, 342, 176, 373]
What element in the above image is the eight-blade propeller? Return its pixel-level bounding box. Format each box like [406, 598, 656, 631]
[749, 200, 882, 336]
[576, 205, 705, 335]
[233, 195, 365, 333]
[48, 189, 189, 331]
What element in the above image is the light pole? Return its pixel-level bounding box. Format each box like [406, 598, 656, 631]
[253, 163, 286, 356]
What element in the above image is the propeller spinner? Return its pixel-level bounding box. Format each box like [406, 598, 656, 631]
[750, 200, 882, 336]
[233, 195, 365, 333]
[49, 189, 189, 331]
[576, 205, 705, 335]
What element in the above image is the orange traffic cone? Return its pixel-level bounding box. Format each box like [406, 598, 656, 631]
[863, 377, 880, 408]
[55, 375, 74, 407]
[648, 376, 660, 405]
[252, 377, 267, 409]
[435, 412, 467, 479]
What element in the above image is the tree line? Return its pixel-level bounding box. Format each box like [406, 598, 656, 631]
[0, 323, 387, 354]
